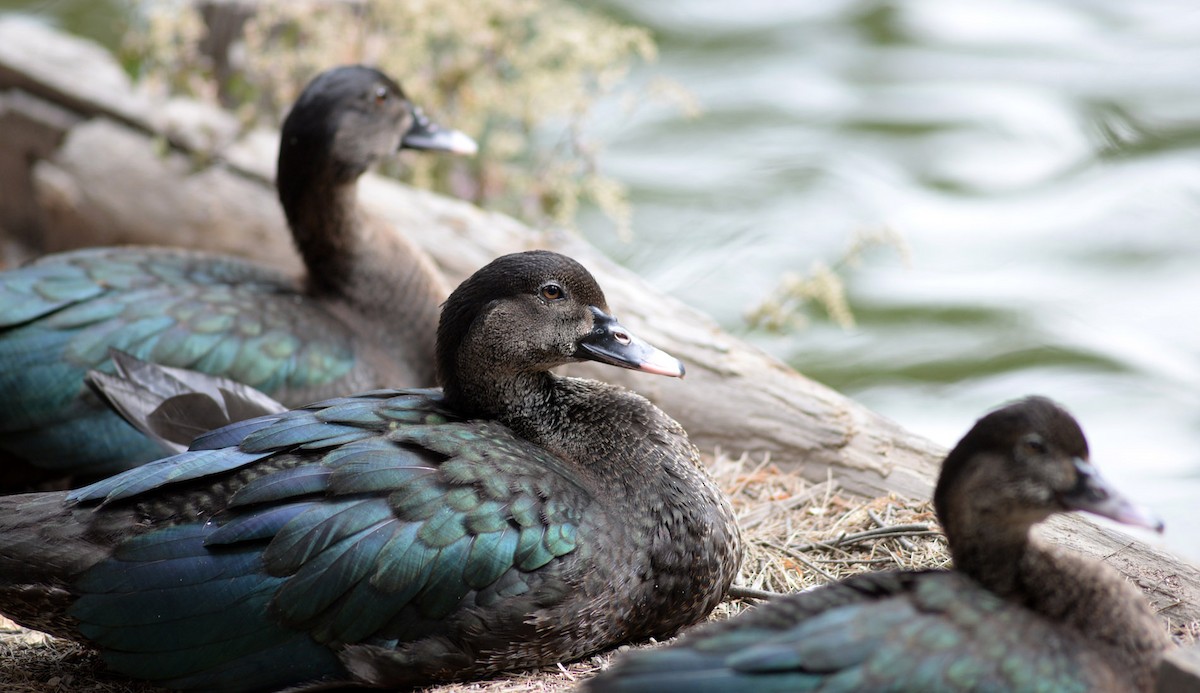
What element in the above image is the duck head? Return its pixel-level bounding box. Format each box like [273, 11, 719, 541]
[934, 396, 1163, 543]
[436, 250, 684, 411]
[277, 65, 475, 202]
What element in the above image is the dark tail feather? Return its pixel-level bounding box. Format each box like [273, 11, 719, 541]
[0, 491, 109, 586]
[86, 349, 287, 455]
[0, 489, 122, 638]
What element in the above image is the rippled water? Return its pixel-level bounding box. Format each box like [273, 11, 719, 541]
[6, 1, 1198, 560]
[580, 1, 1200, 559]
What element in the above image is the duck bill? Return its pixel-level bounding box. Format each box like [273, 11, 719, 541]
[1063, 458, 1164, 533]
[401, 106, 478, 155]
[576, 307, 685, 378]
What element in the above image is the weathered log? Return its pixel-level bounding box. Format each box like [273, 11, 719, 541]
[20, 112, 950, 498]
[0, 16, 1197, 637]
[1159, 646, 1200, 693]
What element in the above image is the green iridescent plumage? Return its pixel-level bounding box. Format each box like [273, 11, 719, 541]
[0, 251, 742, 692]
[66, 391, 588, 672]
[0, 250, 363, 474]
[0, 65, 472, 486]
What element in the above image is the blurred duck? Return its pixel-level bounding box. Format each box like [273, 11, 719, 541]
[0, 64, 475, 486]
[585, 396, 1170, 693]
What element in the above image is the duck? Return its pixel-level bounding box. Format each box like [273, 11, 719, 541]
[0, 64, 476, 487]
[0, 250, 744, 692]
[584, 396, 1170, 693]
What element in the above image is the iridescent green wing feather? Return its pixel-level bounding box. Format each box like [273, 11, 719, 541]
[587, 571, 1105, 693]
[0, 248, 365, 476]
[68, 390, 589, 692]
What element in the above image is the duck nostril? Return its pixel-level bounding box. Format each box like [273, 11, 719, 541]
[613, 330, 631, 345]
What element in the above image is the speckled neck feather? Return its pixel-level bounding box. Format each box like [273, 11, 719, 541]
[274, 75, 446, 385]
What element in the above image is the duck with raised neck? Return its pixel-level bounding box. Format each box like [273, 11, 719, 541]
[0, 65, 475, 486]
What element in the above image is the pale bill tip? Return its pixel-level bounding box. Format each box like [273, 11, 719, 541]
[444, 129, 478, 156]
[639, 347, 685, 379]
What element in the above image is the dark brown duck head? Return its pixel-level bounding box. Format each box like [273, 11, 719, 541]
[935, 396, 1162, 578]
[436, 250, 683, 419]
[274, 65, 475, 299]
[277, 65, 475, 200]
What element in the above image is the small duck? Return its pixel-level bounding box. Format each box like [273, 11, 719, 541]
[585, 396, 1169, 693]
[0, 250, 743, 692]
[0, 65, 475, 486]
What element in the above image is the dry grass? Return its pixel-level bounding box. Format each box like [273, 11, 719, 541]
[0, 619, 157, 693]
[710, 452, 945, 596]
[0, 452, 1193, 692]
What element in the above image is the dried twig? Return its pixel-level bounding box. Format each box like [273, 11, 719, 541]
[727, 585, 785, 601]
[791, 524, 938, 553]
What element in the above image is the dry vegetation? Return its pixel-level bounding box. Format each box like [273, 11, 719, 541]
[745, 226, 910, 332]
[123, 0, 684, 240]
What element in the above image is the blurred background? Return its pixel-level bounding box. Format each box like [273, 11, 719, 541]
[4, 0, 1199, 560]
[577, 0, 1200, 561]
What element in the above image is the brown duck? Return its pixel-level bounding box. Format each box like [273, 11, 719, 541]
[0, 65, 475, 485]
[586, 396, 1170, 692]
[0, 250, 743, 692]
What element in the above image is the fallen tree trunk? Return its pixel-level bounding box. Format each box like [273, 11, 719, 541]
[1, 17, 1197, 634]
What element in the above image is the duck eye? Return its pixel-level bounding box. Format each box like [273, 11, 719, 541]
[540, 283, 564, 301]
[1021, 436, 1048, 455]
[373, 86, 389, 104]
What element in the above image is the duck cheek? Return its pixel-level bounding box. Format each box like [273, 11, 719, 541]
[382, 131, 404, 155]
[1028, 485, 1059, 511]
[524, 341, 574, 368]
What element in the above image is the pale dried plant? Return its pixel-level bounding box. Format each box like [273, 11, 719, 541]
[124, 0, 671, 238]
[747, 225, 910, 331]
[128, 5, 211, 101]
